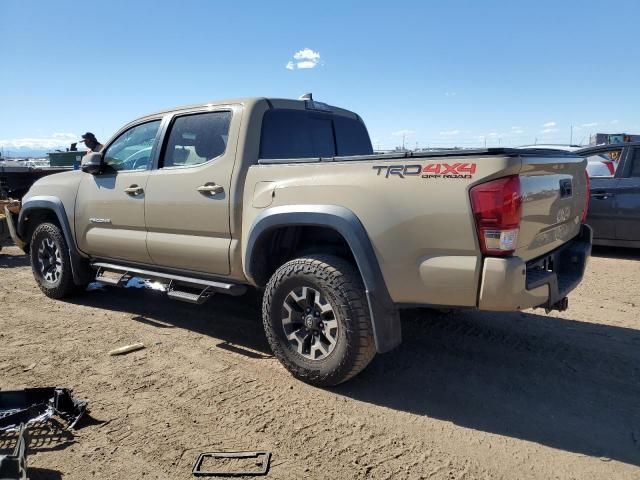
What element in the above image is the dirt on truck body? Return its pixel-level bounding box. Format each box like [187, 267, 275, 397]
[7, 95, 592, 385]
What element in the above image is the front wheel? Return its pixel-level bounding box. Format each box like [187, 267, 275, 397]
[262, 254, 376, 387]
[30, 222, 80, 299]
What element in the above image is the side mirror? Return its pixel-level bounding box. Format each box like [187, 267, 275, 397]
[81, 152, 103, 175]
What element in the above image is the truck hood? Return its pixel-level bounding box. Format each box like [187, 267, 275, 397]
[23, 170, 84, 206]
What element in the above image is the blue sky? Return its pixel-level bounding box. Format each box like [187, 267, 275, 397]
[1, 0, 639, 154]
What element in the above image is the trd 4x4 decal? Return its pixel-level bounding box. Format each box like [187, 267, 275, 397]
[372, 163, 477, 179]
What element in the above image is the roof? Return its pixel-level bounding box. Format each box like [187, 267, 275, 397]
[143, 97, 267, 118]
[138, 96, 358, 121]
[577, 141, 640, 153]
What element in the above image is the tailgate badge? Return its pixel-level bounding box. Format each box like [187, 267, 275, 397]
[556, 207, 571, 223]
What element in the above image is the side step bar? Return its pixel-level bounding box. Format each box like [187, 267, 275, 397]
[91, 262, 247, 303]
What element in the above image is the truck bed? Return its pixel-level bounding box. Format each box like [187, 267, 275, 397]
[257, 147, 579, 164]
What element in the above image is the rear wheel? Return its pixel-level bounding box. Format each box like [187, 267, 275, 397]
[30, 222, 80, 299]
[263, 254, 376, 387]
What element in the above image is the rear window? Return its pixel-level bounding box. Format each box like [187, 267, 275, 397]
[260, 109, 372, 159]
[334, 115, 373, 156]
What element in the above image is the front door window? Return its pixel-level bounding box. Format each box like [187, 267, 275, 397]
[103, 121, 161, 172]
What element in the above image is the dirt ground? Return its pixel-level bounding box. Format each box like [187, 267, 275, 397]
[1, 244, 639, 479]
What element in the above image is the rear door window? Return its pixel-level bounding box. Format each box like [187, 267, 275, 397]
[582, 148, 622, 177]
[161, 111, 231, 168]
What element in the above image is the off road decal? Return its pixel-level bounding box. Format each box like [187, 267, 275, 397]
[372, 163, 477, 179]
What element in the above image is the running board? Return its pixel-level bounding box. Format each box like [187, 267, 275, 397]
[91, 262, 247, 297]
[166, 288, 212, 305]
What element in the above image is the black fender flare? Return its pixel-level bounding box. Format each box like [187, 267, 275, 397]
[18, 196, 92, 286]
[245, 205, 401, 353]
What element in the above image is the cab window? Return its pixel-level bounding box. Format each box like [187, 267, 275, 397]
[103, 120, 161, 172]
[584, 148, 622, 178]
[161, 111, 232, 168]
[259, 109, 373, 159]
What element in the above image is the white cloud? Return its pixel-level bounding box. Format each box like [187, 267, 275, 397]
[541, 128, 558, 134]
[511, 126, 524, 134]
[293, 48, 320, 62]
[439, 130, 460, 136]
[295, 61, 317, 69]
[542, 121, 556, 128]
[580, 122, 598, 128]
[285, 48, 321, 70]
[392, 129, 415, 137]
[0, 133, 77, 150]
[444, 91, 457, 97]
[610, 119, 619, 125]
[488, 132, 499, 137]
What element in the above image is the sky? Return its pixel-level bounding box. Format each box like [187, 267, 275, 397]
[1, 0, 639, 154]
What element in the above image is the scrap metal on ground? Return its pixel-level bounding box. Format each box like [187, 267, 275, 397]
[0, 388, 87, 480]
[0, 199, 20, 252]
[0, 387, 87, 432]
[0, 424, 27, 480]
[192, 451, 272, 477]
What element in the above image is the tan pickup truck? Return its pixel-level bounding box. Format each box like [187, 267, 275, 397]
[7, 95, 592, 386]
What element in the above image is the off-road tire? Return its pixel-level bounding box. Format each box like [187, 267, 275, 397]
[263, 254, 376, 387]
[30, 222, 79, 299]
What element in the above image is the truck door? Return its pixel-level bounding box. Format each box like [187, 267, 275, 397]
[586, 148, 624, 241]
[75, 119, 162, 262]
[614, 147, 640, 241]
[144, 107, 241, 275]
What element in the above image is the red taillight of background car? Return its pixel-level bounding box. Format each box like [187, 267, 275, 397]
[582, 169, 590, 223]
[602, 160, 615, 175]
[470, 175, 522, 256]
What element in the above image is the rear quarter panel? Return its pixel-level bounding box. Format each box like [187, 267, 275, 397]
[242, 155, 521, 306]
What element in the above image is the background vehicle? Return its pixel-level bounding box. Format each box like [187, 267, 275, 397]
[7, 96, 592, 386]
[576, 142, 640, 247]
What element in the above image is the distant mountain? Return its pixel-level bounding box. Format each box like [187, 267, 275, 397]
[1, 146, 62, 158]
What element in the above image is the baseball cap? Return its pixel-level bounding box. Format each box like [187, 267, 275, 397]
[79, 132, 97, 143]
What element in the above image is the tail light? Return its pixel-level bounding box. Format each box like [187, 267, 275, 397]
[582, 169, 590, 223]
[470, 175, 522, 256]
[602, 160, 615, 176]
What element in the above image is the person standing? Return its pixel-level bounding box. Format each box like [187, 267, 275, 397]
[79, 132, 104, 153]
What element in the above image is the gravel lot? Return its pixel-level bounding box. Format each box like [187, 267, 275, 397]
[1, 244, 639, 479]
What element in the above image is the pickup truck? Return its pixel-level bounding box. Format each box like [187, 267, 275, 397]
[6, 95, 592, 386]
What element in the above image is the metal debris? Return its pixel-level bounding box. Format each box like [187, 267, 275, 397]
[192, 451, 271, 477]
[108, 342, 146, 356]
[0, 424, 28, 480]
[0, 387, 87, 432]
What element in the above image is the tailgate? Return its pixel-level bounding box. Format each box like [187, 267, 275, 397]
[516, 152, 588, 261]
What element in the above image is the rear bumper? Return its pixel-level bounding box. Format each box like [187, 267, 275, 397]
[478, 224, 592, 311]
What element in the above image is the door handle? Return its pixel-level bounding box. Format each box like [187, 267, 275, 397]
[591, 191, 615, 200]
[197, 183, 224, 195]
[124, 185, 144, 196]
